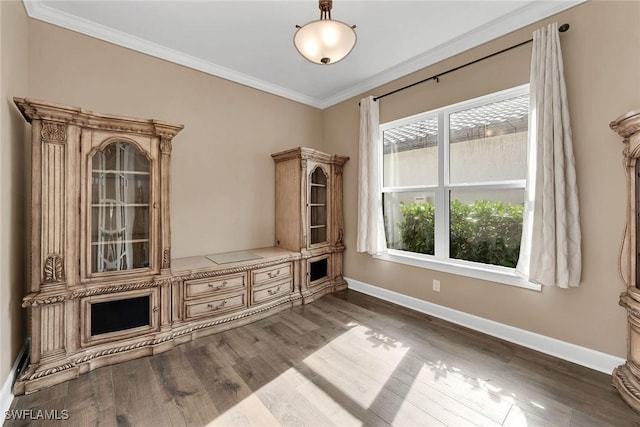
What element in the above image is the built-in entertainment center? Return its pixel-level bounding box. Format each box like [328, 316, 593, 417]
[13, 98, 348, 394]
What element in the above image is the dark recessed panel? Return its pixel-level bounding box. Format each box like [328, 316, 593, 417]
[91, 295, 150, 336]
[310, 258, 328, 282]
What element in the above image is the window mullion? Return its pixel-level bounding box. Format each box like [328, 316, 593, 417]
[435, 111, 448, 260]
[379, 84, 529, 272]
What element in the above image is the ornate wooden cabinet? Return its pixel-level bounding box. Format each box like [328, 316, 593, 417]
[13, 100, 347, 395]
[611, 109, 640, 413]
[14, 98, 183, 394]
[272, 147, 349, 302]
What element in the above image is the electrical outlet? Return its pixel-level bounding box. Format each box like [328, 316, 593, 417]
[433, 279, 441, 292]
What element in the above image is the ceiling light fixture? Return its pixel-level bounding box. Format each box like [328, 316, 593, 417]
[294, 0, 357, 65]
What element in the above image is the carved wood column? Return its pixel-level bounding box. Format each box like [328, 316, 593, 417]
[39, 121, 68, 292]
[330, 156, 348, 290]
[159, 136, 172, 271]
[330, 156, 348, 249]
[156, 126, 178, 332]
[36, 121, 73, 363]
[611, 109, 640, 413]
[300, 158, 309, 250]
[153, 120, 181, 273]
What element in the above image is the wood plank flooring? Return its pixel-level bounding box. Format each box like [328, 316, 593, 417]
[6, 290, 640, 426]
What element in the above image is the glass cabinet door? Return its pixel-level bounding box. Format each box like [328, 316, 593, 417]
[309, 166, 328, 245]
[90, 141, 151, 273]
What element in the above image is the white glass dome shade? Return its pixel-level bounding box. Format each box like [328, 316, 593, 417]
[294, 19, 356, 65]
[293, 0, 357, 65]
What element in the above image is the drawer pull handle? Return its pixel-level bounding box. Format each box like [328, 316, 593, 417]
[267, 270, 281, 278]
[208, 281, 227, 290]
[267, 286, 281, 296]
[207, 300, 227, 310]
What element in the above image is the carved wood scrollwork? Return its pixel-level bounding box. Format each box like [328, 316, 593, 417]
[162, 248, 171, 269]
[43, 254, 64, 283]
[160, 137, 172, 154]
[614, 123, 640, 139]
[623, 144, 631, 162]
[335, 165, 343, 176]
[301, 159, 308, 171]
[41, 122, 67, 142]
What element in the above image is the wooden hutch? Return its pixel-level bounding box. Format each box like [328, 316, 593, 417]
[611, 109, 640, 413]
[272, 147, 349, 302]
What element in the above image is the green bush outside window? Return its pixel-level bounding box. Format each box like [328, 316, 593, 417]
[397, 200, 524, 268]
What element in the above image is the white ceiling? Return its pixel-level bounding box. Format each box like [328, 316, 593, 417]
[24, 1, 582, 109]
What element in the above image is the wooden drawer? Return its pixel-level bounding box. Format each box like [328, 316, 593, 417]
[185, 273, 246, 299]
[185, 292, 246, 319]
[252, 262, 292, 285]
[251, 278, 293, 305]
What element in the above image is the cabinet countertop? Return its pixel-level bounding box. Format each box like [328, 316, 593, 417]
[171, 247, 301, 279]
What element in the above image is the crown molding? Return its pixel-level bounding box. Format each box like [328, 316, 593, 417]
[316, 0, 586, 108]
[22, 0, 324, 108]
[23, 0, 585, 110]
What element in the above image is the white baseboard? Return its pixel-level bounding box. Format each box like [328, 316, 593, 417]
[345, 277, 624, 374]
[1, 340, 29, 416]
[0, 369, 14, 418]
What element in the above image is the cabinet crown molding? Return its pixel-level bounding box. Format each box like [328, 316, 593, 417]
[610, 109, 640, 140]
[271, 146, 349, 165]
[14, 97, 184, 139]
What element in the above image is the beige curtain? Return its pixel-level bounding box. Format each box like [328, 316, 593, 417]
[357, 96, 387, 255]
[516, 22, 581, 287]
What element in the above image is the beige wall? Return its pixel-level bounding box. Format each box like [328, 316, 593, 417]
[27, 19, 324, 258]
[1, 0, 29, 382]
[323, 0, 640, 357]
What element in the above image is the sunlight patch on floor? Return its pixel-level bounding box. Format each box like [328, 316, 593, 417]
[530, 401, 545, 409]
[429, 363, 511, 410]
[295, 377, 363, 426]
[303, 324, 410, 408]
[207, 393, 280, 427]
[206, 322, 541, 426]
[209, 364, 364, 427]
[393, 363, 507, 426]
[502, 405, 530, 427]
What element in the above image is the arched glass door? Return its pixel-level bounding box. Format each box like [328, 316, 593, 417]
[90, 141, 151, 273]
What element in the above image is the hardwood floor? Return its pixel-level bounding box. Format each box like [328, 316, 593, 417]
[6, 290, 640, 426]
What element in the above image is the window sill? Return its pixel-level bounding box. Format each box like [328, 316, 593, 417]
[372, 249, 541, 291]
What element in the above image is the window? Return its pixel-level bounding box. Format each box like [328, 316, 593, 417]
[379, 85, 537, 289]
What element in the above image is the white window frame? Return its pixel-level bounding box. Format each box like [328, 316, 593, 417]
[375, 84, 540, 291]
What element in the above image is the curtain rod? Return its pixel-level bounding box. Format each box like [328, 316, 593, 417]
[367, 23, 570, 104]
